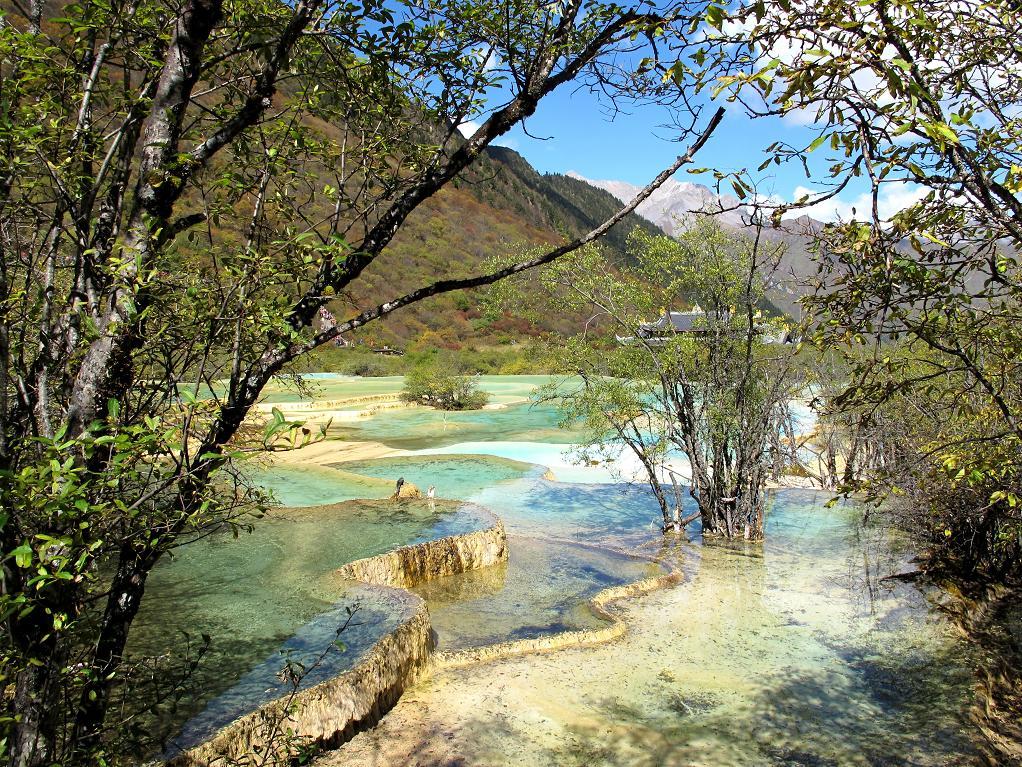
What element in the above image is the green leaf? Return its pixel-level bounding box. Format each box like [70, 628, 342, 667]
[705, 4, 726, 30]
[10, 544, 33, 568]
[808, 133, 828, 152]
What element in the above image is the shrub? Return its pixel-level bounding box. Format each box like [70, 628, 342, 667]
[401, 361, 489, 410]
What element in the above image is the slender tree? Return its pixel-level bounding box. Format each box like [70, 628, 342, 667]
[510, 219, 806, 539]
[685, 5, 1022, 756]
[694, 0, 1022, 576]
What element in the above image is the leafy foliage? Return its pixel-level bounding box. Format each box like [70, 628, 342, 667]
[687, 0, 1022, 579]
[0, 0, 722, 760]
[510, 221, 806, 538]
[401, 355, 490, 410]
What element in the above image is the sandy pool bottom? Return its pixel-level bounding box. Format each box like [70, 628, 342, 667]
[318, 529, 978, 767]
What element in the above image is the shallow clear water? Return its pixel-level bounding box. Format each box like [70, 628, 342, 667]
[136, 376, 983, 764]
[586, 491, 981, 766]
[330, 401, 587, 450]
[260, 375, 405, 403]
[166, 585, 418, 753]
[332, 454, 543, 502]
[413, 536, 661, 649]
[247, 462, 396, 506]
[250, 454, 539, 507]
[336, 488, 982, 767]
[130, 500, 487, 747]
[256, 373, 562, 405]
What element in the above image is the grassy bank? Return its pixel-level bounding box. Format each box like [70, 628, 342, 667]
[309, 341, 564, 377]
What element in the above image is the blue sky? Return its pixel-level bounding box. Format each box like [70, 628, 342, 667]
[473, 82, 813, 198]
[461, 79, 912, 222]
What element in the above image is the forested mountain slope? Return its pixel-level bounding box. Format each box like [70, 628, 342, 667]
[1, 0, 659, 354]
[345, 146, 664, 348]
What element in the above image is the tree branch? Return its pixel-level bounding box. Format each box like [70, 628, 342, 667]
[303, 106, 725, 352]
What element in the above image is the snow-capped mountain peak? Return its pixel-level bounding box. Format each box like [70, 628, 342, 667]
[566, 172, 747, 234]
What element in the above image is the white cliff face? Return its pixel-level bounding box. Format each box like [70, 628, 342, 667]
[566, 172, 749, 234]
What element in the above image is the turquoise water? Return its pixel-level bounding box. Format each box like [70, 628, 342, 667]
[259, 375, 405, 403]
[254, 373, 563, 405]
[472, 478, 672, 545]
[167, 585, 418, 752]
[414, 536, 662, 649]
[194, 375, 404, 404]
[414, 441, 627, 483]
[249, 454, 539, 507]
[330, 401, 587, 450]
[332, 454, 543, 501]
[136, 376, 982, 764]
[131, 500, 488, 748]
[247, 463, 395, 506]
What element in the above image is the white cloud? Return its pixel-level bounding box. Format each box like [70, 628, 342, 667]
[782, 106, 821, 127]
[790, 182, 927, 222]
[457, 120, 481, 138]
[474, 47, 498, 73]
[457, 120, 518, 150]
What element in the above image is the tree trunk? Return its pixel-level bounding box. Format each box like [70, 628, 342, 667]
[842, 431, 862, 485]
[66, 0, 225, 436]
[8, 604, 66, 767]
[72, 547, 153, 756]
[667, 470, 687, 532]
[11, 664, 57, 767]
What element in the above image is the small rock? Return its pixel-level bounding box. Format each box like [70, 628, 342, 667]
[391, 482, 423, 499]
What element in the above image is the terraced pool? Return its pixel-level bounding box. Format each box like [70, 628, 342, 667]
[136, 376, 983, 764]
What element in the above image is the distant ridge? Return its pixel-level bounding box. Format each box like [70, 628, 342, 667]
[566, 171, 825, 319]
[479, 146, 665, 254]
[566, 171, 750, 233]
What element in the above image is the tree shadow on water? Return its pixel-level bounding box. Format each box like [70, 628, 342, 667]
[343, 709, 534, 767]
[749, 664, 982, 767]
[535, 657, 982, 767]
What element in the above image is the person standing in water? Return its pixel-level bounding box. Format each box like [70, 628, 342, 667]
[395, 477, 405, 497]
[427, 485, 436, 499]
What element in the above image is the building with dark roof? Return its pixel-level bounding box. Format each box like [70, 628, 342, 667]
[617, 308, 794, 346]
[637, 310, 707, 337]
[617, 309, 708, 345]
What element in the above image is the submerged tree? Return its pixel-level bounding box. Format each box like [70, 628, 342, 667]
[401, 355, 489, 410]
[506, 219, 806, 539]
[0, 0, 727, 762]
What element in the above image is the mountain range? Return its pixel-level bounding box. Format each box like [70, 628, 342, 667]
[566, 172, 751, 233]
[347, 146, 664, 348]
[569, 170, 826, 312]
[350, 148, 824, 348]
